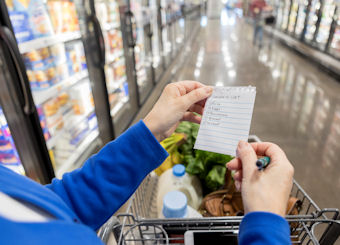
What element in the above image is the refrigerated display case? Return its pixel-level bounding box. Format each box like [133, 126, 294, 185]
[2, 0, 102, 178]
[304, 0, 321, 42]
[0, 107, 25, 175]
[172, 0, 185, 52]
[92, 0, 139, 136]
[315, 0, 337, 50]
[275, 0, 285, 30]
[329, 7, 340, 58]
[150, 0, 164, 82]
[160, 0, 173, 66]
[281, 0, 291, 31]
[287, 0, 299, 34]
[294, 0, 308, 37]
[130, 0, 154, 105]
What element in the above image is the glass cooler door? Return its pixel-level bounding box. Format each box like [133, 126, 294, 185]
[294, 0, 308, 38]
[4, 0, 101, 178]
[281, 0, 291, 31]
[328, 6, 340, 58]
[287, 0, 299, 34]
[130, 0, 154, 105]
[315, 0, 337, 50]
[150, 0, 164, 82]
[94, 0, 137, 136]
[304, 0, 322, 42]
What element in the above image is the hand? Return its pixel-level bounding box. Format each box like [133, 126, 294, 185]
[227, 141, 294, 217]
[144, 81, 213, 141]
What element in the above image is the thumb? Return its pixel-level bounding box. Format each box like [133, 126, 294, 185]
[181, 86, 213, 110]
[237, 141, 257, 178]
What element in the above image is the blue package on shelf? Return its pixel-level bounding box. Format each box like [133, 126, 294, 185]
[70, 128, 90, 146]
[10, 0, 54, 40]
[123, 81, 129, 96]
[9, 11, 34, 43]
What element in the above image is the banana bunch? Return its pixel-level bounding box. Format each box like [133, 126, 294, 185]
[154, 133, 185, 176]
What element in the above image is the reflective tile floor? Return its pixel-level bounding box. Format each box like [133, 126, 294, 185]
[174, 10, 340, 210]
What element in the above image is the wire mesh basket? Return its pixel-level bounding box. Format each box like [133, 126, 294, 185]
[99, 135, 340, 245]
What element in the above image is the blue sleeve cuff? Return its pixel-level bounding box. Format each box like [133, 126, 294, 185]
[132, 120, 169, 170]
[239, 212, 291, 245]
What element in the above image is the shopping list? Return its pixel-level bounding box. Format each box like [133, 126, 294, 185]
[194, 86, 256, 156]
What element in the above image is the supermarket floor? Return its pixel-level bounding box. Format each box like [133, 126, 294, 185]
[170, 9, 340, 210]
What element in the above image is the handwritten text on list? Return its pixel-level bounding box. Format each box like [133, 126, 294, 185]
[194, 86, 256, 156]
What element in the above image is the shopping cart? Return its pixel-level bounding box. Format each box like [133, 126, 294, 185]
[99, 135, 340, 245]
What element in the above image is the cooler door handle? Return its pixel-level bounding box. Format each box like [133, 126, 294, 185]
[0, 26, 34, 115]
[89, 14, 106, 66]
[125, 10, 137, 48]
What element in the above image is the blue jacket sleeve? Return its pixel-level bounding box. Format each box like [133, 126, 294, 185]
[46, 121, 168, 230]
[239, 212, 291, 245]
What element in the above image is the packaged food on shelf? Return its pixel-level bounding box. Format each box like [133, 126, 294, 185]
[0, 108, 25, 175]
[6, 0, 34, 43]
[7, 0, 54, 43]
[42, 97, 64, 136]
[36, 106, 51, 141]
[70, 82, 95, 115]
[109, 93, 120, 109]
[47, 0, 80, 34]
[108, 1, 119, 23]
[157, 164, 203, 217]
[53, 113, 97, 167]
[50, 43, 67, 65]
[53, 120, 90, 165]
[65, 41, 87, 75]
[95, 2, 108, 26]
[23, 47, 59, 90]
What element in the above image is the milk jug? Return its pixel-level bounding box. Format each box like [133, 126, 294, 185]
[157, 164, 202, 218]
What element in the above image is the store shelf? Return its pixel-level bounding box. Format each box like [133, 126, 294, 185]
[19, 32, 81, 54]
[108, 76, 127, 94]
[56, 129, 99, 178]
[46, 109, 95, 149]
[106, 50, 124, 65]
[110, 97, 129, 117]
[103, 22, 120, 31]
[32, 70, 89, 105]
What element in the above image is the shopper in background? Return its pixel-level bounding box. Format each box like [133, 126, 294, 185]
[0, 81, 293, 244]
[228, 141, 294, 244]
[251, 0, 267, 48]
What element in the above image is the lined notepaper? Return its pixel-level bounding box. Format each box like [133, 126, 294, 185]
[194, 86, 256, 156]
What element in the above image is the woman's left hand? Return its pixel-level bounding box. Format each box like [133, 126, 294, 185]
[144, 81, 213, 141]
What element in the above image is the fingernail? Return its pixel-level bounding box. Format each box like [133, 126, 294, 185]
[238, 141, 248, 150]
[204, 86, 213, 94]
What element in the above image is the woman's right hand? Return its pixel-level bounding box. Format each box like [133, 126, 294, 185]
[227, 141, 294, 217]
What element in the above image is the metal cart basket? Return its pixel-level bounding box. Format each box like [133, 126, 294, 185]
[99, 135, 340, 245]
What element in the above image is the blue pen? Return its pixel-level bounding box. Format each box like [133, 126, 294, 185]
[256, 156, 271, 171]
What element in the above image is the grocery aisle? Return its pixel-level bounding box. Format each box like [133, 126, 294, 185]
[173, 9, 340, 209]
